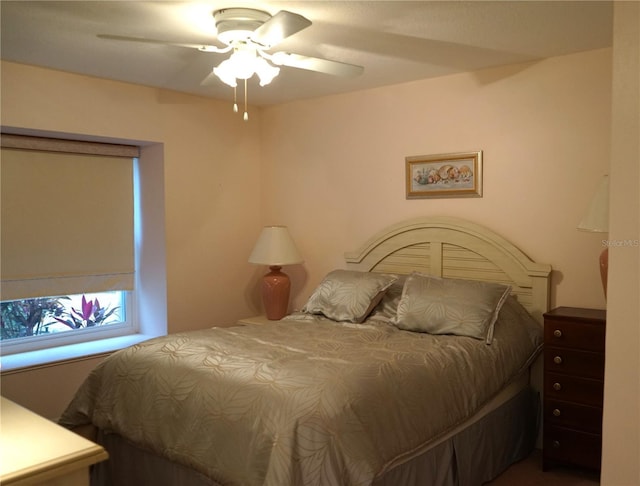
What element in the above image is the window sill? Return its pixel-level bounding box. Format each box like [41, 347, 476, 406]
[0, 334, 154, 374]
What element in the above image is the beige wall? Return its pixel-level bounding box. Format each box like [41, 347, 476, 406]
[260, 48, 612, 314]
[601, 2, 640, 484]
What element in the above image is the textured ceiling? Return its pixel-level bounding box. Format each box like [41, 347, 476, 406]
[0, 1, 613, 106]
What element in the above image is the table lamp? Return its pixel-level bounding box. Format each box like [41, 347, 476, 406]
[249, 226, 303, 319]
[578, 175, 609, 297]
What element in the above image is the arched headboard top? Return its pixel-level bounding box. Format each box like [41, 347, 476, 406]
[344, 217, 551, 323]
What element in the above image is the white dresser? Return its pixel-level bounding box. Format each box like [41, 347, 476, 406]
[0, 396, 108, 485]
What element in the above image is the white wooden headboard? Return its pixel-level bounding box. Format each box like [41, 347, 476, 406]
[344, 217, 551, 323]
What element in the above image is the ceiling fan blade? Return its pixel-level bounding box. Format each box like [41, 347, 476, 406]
[271, 52, 364, 77]
[251, 11, 311, 48]
[200, 70, 219, 87]
[97, 34, 230, 53]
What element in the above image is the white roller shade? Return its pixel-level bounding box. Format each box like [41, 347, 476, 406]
[1, 137, 136, 300]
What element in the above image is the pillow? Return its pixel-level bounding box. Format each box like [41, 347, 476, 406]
[392, 273, 511, 344]
[370, 275, 407, 321]
[301, 270, 398, 323]
[493, 294, 543, 347]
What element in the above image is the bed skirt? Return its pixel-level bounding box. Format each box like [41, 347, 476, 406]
[89, 387, 539, 486]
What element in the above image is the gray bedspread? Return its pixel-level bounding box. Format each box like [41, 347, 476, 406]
[59, 298, 542, 486]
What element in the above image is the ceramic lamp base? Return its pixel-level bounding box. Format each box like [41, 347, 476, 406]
[262, 266, 291, 320]
[599, 247, 608, 298]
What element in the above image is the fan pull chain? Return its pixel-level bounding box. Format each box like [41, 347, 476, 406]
[243, 79, 249, 121]
[233, 86, 238, 113]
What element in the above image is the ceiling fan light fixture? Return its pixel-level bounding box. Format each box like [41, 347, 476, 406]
[254, 57, 280, 86]
[213, 59, 238, 87]
[212, 45, 280, 120]
[230, 48, 259, 79]
[213, 47, 280, 87]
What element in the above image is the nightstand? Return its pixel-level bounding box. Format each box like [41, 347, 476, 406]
[542, 306, 606, 472]
[237, 315, 273, 325]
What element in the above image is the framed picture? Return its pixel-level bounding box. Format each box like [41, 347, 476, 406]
[405, 151, 483, 199]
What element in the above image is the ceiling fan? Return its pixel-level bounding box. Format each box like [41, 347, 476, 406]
[98, 8, 364, 120]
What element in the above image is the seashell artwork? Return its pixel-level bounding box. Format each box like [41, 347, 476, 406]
[406, 151, 483, 199]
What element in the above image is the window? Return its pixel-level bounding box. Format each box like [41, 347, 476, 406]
[0, 134, 138, 357]
[0, 291, 131, 354]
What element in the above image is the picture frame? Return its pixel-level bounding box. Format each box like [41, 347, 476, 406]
[406, 151, 483, 199]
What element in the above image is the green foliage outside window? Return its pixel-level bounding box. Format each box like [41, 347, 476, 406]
[1, 297, 65, 339]
[0, 295, 120, 341]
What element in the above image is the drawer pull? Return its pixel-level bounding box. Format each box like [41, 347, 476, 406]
[553, 382, 562, 391]
[553, 329, 562, 338]
[553, 356, 563, 365]
[552, 440, 561, 449]
[553, 408, 561, 417]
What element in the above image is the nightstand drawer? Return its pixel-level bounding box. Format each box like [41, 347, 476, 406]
[544, 319, 605, 352]
[544, 372, 603, 407]
[543, 399, 603, 434]
[544, 347, 605, 380]
[543, 425, 602, 471]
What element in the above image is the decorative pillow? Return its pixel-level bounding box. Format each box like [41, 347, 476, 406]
[302, 270, 398, 323]
[392, 273, 511, 344]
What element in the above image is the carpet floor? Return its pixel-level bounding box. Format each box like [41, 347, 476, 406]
[486, 449, 600, 486]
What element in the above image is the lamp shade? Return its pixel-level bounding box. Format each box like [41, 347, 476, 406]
[249, 226, 303, 266]
[577, 175, 610, 298]
[578, 175, 609, 232]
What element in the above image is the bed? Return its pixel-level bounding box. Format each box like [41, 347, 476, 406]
[59, 216, 551, 486]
